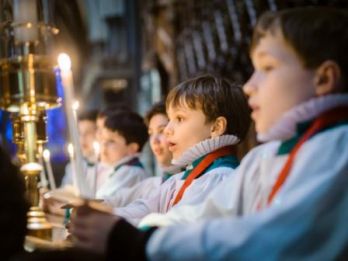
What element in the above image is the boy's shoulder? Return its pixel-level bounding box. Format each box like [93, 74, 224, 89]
[114, 156, 144, 171]
[206, 155, 240, 173]
[242, 141, 281, 162]
[302, 122, 348, 150]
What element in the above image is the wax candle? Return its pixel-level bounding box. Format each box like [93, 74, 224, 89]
[43, 149, 56, 190]
[38, 156, 48, 189]
[58, 53, 91, 198]
[67, 143, 79, 196]
[92, 141, 100, 196]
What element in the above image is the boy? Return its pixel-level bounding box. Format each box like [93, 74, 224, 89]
[103, 101, 174, 207]
[72, 7, 348, 260]
[107, 75, 250, 225]
[70, 74, 251, 236]
[92, 105, 131, 193]
[61, 110, 98, 188]
[96, 110, 149, 199]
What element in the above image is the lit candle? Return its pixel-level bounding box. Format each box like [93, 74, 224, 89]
[43, 149, 56, 190]
[13, 0, 38, 42]
[93, 141, 100, 161]
[58, 53, 90, 198]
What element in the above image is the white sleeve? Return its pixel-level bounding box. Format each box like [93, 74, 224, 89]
[146, 126, 348, 260]
[139, 166, 242, 227]
[103, 177, 162, 207]
[114, 175, 179, 225]
[114, 190, 161, 226]
[138, 145, 272, 228]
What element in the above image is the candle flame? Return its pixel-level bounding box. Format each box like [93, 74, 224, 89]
[67, 143, 74, 157]
[58, 53, 71, 71]
[93, 141, 100, 155]
[72, 100, 80, 111]
[43, 149, 50, 161]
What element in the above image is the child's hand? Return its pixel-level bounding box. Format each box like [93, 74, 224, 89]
[70, 202, 118, 254]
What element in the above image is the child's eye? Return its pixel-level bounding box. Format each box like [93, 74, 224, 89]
[262, 65, 274, 72]
[176, 116, 184, 122]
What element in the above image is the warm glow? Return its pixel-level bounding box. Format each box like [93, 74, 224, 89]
[43, 149, 50, 161]
[72, 100, 80, 111]
[67, 143, 74, 158]
[93, 141, 100, 156]
[57, 53, 72, 71]
[20, 162, 43, 172]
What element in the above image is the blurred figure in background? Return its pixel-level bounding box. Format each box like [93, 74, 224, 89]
[103, 101, 174, 208]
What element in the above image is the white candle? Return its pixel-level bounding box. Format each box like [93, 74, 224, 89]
[92, 141, 100, 196]
[38, 156, 48, 189]
[67, 143, 79, 196]
[43, 149, 56, 190]
[58, 53, 90, 198]
[13, 0, 38, 42]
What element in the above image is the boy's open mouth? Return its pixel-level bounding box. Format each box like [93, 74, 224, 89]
[168, 142, 176, 151]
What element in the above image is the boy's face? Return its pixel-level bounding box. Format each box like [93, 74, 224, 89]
[244, 32, 316, 135]
[96, 116, 106, 142]
[100, 128, 134, 166]
[78, 120, 97, 160]
[148, 113, 172, 167]
[165, 103, 214, 160]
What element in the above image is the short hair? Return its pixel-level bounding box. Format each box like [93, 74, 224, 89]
[104, 111, 149, 151]
[144, 101, 167, 126]
[97, 104, 131, 119]
[251, 7, 348, 90]
[166, 75, 251, 141]
[0, 146, 28, 259]
[78, 110, 98, 122]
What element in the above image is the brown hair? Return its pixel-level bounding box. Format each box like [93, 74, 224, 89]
[251, 7, 348, 89]
[144, 101, 167, 126]
[105, 111, 149, 151]
[166, 75, 251, 141]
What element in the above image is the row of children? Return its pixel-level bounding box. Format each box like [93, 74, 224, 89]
[1, 6, 347, 260]
[67, 7, 348, 260]
[49, 101, 174, 211]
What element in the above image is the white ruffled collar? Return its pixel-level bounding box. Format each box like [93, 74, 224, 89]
[258, 94, 348, 142]
[171, 134, 239, 169]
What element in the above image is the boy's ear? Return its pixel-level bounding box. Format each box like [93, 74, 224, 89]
[127, 142, 139, 154]
[314, 60, 342, 95]
[210, 116, 227, 138]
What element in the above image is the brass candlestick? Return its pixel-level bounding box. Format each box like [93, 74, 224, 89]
[0, 0, 60, 239]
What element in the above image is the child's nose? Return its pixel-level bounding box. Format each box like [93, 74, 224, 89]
[151, 134, 160, 144]
[243, 73, 258, 96]
[164, 122, 173, 137]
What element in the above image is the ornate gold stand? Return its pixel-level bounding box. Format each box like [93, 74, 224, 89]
[0, 11, 60, 240]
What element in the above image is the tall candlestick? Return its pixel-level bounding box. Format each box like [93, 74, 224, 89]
[58, 53, 91, 198]
[43, 149, 56, 190]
